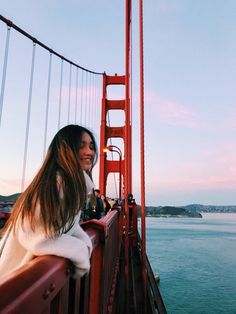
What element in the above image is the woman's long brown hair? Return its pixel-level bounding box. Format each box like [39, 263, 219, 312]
[6, 125, 97, 238]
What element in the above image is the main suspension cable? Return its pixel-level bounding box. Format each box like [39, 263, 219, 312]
[0, 14, 104, 76]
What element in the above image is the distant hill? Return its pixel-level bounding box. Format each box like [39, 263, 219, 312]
[138, 205, 202, 218]
[0, 193, 21, 202]
[138, 203, 236, 217]
[183, 204, 236, 213]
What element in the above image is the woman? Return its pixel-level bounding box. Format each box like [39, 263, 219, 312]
[0, 124, 97, 279]
[101, 194, 111, 215]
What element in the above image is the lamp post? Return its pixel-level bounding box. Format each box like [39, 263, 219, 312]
[103, 145, 122, 200]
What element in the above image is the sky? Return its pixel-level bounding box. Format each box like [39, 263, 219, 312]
[0, 0, 236, 206]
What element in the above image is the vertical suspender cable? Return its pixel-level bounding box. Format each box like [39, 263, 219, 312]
[97, 77, 102, 131]
[94, 76, 97, 130]
[0, 26, 11, 128]
[21, 42, 36, 192]
[92, 74, 96, 131]
[84, 71, 88, 125]
[94, 75, 96, 131]
[94, 75, 98, 131]
[75, 67, 79, 124]
[95, 75, 97, 130]
[90, 75, 94, 129]
[91, 75, 95, 129]
[43, 52, 52, 157]
[88, 72, 92, 128]
[139, 0, 147, 312]
[125, 0, 132, 312]
[87, 72, 91, 127]
[80, 70, 84, 124]
[130, 17, 133, 125]
[130, 1, 133, 193]
[107, 113, 119, 199]
[91, 74, 94, 129]
[67, 63, 72, 124]
[58, 59, 63, 130]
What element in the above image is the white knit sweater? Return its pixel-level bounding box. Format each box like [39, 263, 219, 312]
[0, 171, 95, 280]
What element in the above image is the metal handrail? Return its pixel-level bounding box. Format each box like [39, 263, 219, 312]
[0, 208, 123, 313]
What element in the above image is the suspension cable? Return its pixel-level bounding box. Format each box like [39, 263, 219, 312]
[84, 71, 88, 125]
[43, 52, 52, 157]
[139, 0, 147, 311]
[0, 15, 103, 76]
[0, 26, 11, 128]
[74, 67, 79, 124]
[80, 70, 84, 124]
[91, 73, 93, 128]
[67, 63, 72, 124]
[96, 76, 101, 131]
[0, 14, 103, 196]
[21, 42, 36, 191]
[94, 75, 98, 131]
[107, 110, 119, 199]
[88, 73, 91, 128]
[58, 59, 63, 130]
[92, 74, 96, 131]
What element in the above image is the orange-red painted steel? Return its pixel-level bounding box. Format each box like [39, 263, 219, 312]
[0, 205, 167, 314]
[0, 5, 167, 313]
[124, 1, 132, 312]
[99, 6, 133, 312]
[0, 208, 124, 314]
[99, 74, 126, 198]
[0, 256, 72, 314]
[139, 0, 147, 312]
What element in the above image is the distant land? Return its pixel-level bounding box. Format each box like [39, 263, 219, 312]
[138, 204, 236, 218]
[1, 194, 236, 216]
[183, 204, 236, 213]
[0, 193, 21, 202]
[138, 205, 202, 218]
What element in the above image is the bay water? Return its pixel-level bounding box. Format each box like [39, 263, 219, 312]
[146, 213, 236, 314]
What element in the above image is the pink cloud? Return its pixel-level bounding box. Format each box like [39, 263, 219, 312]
[146, 175, 236, 194]
[202, 143, 236, 167]
[145, 90, 199, 127]
[211, 105, 236, 131]
[0, 178, 21, 195]
[230, 167, 236, 174]
[228, 110, 236, 129]
[195, 176, 236, 190]
[144, 146, 236, 193]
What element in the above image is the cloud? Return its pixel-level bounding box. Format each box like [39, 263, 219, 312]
[145, 90, 199, 127]
[144, 143, 236, 194]
[146, 175, 236, 194]
[228, 108, 236, 129]
[230, 167, 236, 174]
[0, 178, 21, 195]
[202, 143, 236, 167]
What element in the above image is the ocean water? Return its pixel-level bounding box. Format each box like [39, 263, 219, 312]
[146, 213, 236, 314]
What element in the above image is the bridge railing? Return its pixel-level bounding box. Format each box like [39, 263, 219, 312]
[0, 207, 123, 314]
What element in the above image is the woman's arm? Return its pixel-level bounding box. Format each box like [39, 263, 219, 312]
[17, 220, 91, 278]
[71, 221, 92, 256]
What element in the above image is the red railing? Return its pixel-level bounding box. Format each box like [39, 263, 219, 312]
[0, 207, 124, 314]
[0, 203, 167, 313]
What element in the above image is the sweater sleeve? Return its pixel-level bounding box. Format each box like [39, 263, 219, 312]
[17, 220, 91, 278]
[71, 222, 93, 257]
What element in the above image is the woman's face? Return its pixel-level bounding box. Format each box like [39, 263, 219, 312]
[78, 132, 95, 171]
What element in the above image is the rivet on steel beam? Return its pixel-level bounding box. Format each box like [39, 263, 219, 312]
[43, 289, 50, 299]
